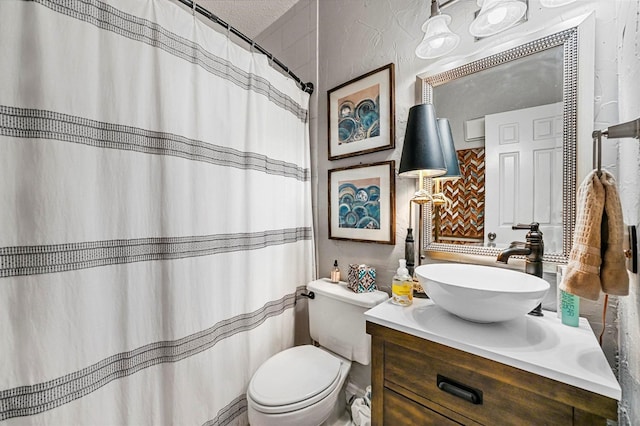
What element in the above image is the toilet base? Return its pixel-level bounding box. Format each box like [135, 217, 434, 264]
[319, 380, 352, 426]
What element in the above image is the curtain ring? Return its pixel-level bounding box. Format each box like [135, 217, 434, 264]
[192, 0, 196, 16]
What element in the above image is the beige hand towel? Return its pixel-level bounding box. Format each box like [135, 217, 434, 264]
[600, 171, 629, 296]
[561, 170, 604, 300]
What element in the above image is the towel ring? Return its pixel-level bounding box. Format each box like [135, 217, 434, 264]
[592, 117, 640, 175]
[592, 117, 640, 273]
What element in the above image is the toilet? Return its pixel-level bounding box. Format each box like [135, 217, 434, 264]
[246, 278, 388, 426]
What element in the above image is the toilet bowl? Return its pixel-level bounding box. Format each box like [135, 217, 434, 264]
[246, 279, 388, 426]
[247, 345, 351, 426]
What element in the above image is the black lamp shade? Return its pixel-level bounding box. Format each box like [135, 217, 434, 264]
[434, 118, 462, 180]
[399, 104, 446, 177]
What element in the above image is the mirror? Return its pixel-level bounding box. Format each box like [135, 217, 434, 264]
[419, 16, 594, 264]
[433, 47, 563, 251]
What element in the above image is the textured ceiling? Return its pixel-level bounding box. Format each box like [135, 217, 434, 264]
[197, 0, 299, 39]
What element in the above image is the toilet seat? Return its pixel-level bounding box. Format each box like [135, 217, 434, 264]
[247, 345, 342, 414]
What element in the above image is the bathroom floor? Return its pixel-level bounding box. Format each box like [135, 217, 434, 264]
[324, 410, 353, 426]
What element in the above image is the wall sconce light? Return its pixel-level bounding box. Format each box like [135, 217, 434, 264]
[416, 0, 529, 60]
[540, 0, 576, 7]
[469, 0, 528, 38]
[415, 0, 460, 59]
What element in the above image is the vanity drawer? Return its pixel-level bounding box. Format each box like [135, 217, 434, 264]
[384, 387, 462, 425]
[384, 341, 573, 425]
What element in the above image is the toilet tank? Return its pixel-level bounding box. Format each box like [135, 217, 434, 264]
[307, 279, 388, 365]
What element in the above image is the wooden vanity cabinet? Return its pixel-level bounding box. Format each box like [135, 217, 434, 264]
[367, 322, 618, 426]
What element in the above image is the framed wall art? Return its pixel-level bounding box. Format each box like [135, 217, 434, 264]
[327, 63, 395, 160]
[328, 160, 395, 244]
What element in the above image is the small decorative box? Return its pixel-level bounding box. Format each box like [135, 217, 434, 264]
[347, 264, 377, 293]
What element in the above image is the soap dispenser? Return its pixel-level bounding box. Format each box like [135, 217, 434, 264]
[391, 259, 413, 306]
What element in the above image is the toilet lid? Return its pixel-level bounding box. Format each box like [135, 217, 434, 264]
[248, 345, 342, 408]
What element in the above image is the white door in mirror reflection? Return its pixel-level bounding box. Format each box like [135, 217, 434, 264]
[485, 102, 563, 252]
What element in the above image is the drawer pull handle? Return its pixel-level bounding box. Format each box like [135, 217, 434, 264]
[437, 374, 483, 405]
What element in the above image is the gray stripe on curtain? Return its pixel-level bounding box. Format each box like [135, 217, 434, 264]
[0, 105, 310, 182]
[28, 0, 309, 122]
[0, 286, 306, 421]
[0, 227, 312, 277]
[203, 394, 247, 426]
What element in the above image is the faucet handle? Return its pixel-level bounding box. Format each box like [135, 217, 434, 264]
[513, 223, 544, 246]
[512, 222, 540, 232]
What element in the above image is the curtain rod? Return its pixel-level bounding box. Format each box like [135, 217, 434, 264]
[175, 0, 314, 95]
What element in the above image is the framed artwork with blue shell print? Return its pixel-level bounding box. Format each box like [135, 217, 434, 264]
[328, 161, 395, 244]
[327, 63, 395, 160]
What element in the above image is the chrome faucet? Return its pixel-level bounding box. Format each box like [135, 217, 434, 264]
[496, 222, 544, 316]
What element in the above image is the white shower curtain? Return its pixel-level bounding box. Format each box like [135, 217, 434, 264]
[0, 0, 314, 424]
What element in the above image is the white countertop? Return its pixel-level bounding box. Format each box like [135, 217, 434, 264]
[365, 298, 621, 400]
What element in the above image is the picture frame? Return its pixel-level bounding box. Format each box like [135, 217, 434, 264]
[328, 160, 395, 244]
[327, 63, 395, 160]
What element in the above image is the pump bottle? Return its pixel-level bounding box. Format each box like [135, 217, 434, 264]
[391, 259, 413, 306]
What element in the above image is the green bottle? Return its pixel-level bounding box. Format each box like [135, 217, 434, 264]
[560, 289, 580, 327]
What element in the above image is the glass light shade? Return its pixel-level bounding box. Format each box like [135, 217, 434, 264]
[469, 0, 527, 38]
[399, 104, 447, 178]
[415, 14, 460, 59]
[540, 0, 576, 7]
[434, 118, 461, 181]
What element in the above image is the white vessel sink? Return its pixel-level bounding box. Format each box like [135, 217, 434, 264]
[415, 263, 550, 323]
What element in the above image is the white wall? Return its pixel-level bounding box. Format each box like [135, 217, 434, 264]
[615, 1, 640, 424]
